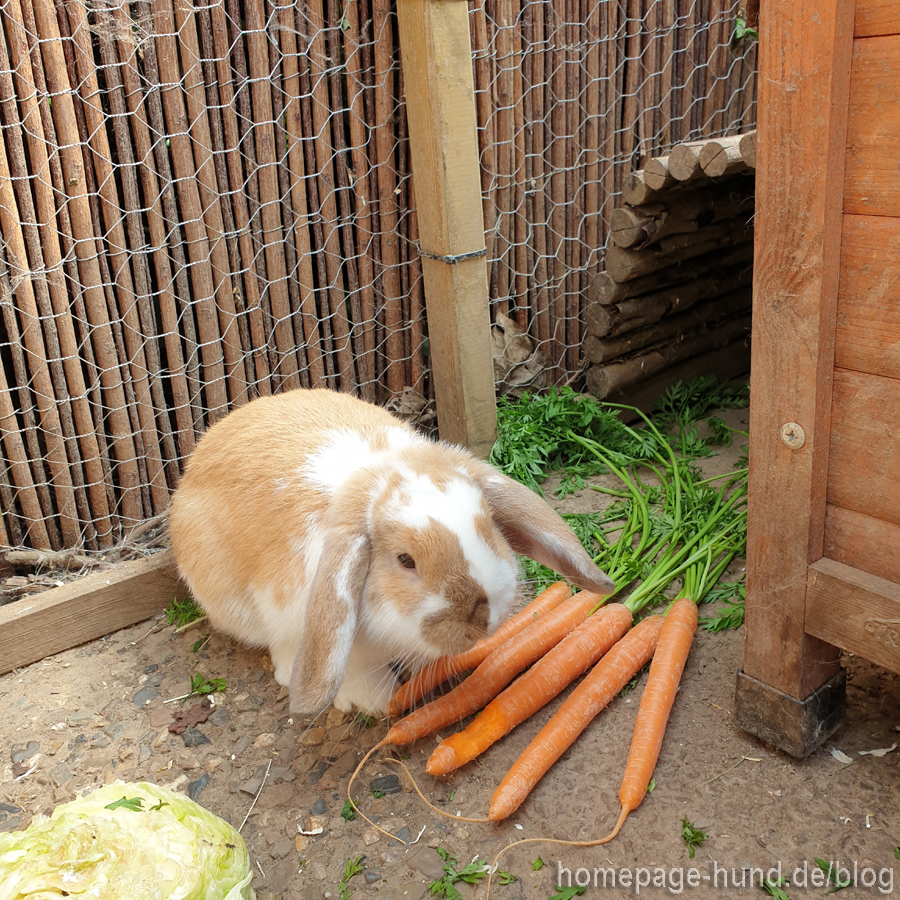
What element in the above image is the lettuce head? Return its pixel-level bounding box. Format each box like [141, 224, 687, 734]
[0, 781, 254, 900]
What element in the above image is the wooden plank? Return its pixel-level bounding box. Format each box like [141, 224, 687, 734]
[835, 214, 900, 379]
[825, 504, 900, 585]
[827, 367, 900, 528]
[0, 552, 187, 675]
[855, 0, 900, 37]
[395, 0, 496, 458]
[806, 557, 900, 676]
[744, 0, 854, 700]
[844, 36, 900, 217]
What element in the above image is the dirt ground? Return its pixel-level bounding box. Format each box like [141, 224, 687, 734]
[2, 409, 899, 900]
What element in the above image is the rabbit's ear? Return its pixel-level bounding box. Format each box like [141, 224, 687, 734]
[472, 464, 616, 595]
[289, 524, 371, 716]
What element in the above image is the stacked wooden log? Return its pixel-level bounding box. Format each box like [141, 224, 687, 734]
[585, 132, 757, 401]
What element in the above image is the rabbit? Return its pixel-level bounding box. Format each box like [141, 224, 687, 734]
[168, 388, 615, 716]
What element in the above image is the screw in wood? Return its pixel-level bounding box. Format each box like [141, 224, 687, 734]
[780, 422, 806, 449]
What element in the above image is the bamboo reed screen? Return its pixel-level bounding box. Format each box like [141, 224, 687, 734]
[0, 0, 756, 551]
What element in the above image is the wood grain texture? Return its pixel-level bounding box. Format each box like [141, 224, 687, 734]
[855, 0, 900, 37]
[0, 552, 187, 674]
[836, 214, 900, 379]
[396, 0, 496, 457]
[825, 504, 900, 584]
[845, 36, 900, 216]
[827, 367, 900, 528]
[806, 557, 900, 676]
[744, 0, 854, 699]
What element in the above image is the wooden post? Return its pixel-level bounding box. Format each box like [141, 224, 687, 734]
[396, 0, 497, 458]
[735, 0, 855, 756]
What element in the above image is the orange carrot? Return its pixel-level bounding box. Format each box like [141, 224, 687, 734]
[388, 582, 572, 716]
[427, 604, 634, 776]
[385, 591, 604, 747]
[600, 598, 698, 841]
[488, 614, 665, 821]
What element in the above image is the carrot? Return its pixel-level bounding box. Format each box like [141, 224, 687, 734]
[488, 614, 665, 821]
[427, 603, 634, 776]
[388, 582, 572, 716]
[601, 597, 698, 841]
[384, 590, 604, 747]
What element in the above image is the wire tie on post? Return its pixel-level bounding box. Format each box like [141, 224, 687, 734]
[417, 246, 487, 265]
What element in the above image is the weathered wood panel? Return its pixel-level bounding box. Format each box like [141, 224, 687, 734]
[744, 0, 854, 699]
[806, 558, 900, 676]
[836, 214, 900, 380]
[855, 0, 900, 37]
[827, 368, 900, 528]
[0, 552, 187, 675]
[845, 36, 900, 216]
[825, 504, 900, 585]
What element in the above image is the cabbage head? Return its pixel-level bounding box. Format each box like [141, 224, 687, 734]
[0, 781, 254, 900]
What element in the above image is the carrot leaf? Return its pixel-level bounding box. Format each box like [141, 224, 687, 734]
[814, 859, 853, 893]
[104, 796, 144, 812]
[531, 858, 545, 872]
[759, 875, 792, 900]
[339, 856, 364, 900]
[680, 817, 708, 859]
[548, 887, 586, 900]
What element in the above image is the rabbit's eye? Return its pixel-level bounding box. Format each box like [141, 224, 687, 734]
[398, 553, 416, 570]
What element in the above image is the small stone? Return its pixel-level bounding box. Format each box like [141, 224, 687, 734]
[209, 707, 230, 726]
[364, 868, 382, 884]
[0, 817, 22, 834]
[139, 744, 152, 764]
[369, 774, 401, 795]
[152, 728, 170, 749]
[318, 741, 351, 760]
[233, 735, 252, 756]
[205, 756, 225, 774]
[177, 752, 200, 769]
[48, 741, 63, 756]
[295, 834, 310, 853]
[394, 825, 412, 845]
[300, 814, 328, 834]
[270, 838, 294, 859]
[310, 798, 327, 815]
[188, 773, 210, 801]
[11, 741, 39, 765]
[308, 861, 328, 881]
[406, 847, 445, 880]
[325, 708, 348, 728]
[91, 735, 112, 749]
[326, 723, 356, 742]
[253, 733, 277, 748]
[148, 708, 174, 729]
[181, 728, 211, 747]
[132, 687, 160, 707]
[49, 762, 73, 787]
[241, 770, 267, 795]
[307, 760, 328, 785]
[453, 825, 468, 839]
[297, 727, 325, 746]
[363, 826, 381, 846]
[256, 782, 294, 809]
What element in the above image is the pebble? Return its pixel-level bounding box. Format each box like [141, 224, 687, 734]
[270, 838, 295, 859]
[188, 773, 209, 801]
[241, 767, 268, 795]
[307, 760, 328, 785]
[308, 861, 328, 881]
[297, 727, 326, 746]
[177, 751, 200, 769]
[369, 774, 401, 795]
[139, 744, 152, 764]
[253, 733, 277, 748]
[326, 723, 356, 742]
[205, 756, 225, 774]
[325, 708, 348, 728]
[363, 827, 381, 846]
[49, 762, 73, 787]
[233, 736, 252, 756]
[256, 783, 294, 809]
[209, 707, 230, 726]
[394, 825, 412, 844]
[295, 835, 310, 852]
[406, 847, 445, 880]
[132, 687, 160, 707]
[11, 741, 39, 764]
[148, 708, 174, 729]
[310, 798, 327, 815]
[364, 868, 382, 884]
[181, 728, 211, 747]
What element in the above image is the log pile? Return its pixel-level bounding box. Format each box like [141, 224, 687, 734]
[585, 132, 757, 401]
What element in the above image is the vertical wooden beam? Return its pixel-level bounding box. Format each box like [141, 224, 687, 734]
[741, 0, 855, 703]
[396, 0, 497, 458]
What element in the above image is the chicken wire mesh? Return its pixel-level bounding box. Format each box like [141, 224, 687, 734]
[0, 0, 756, 551]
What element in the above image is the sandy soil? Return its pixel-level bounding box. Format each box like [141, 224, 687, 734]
[2, 408, 899, 900]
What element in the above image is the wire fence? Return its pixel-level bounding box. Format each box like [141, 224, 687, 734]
[0, 0, 757, 551]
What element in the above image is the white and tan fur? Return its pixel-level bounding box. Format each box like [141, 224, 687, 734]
[169, 389, 615, 715]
